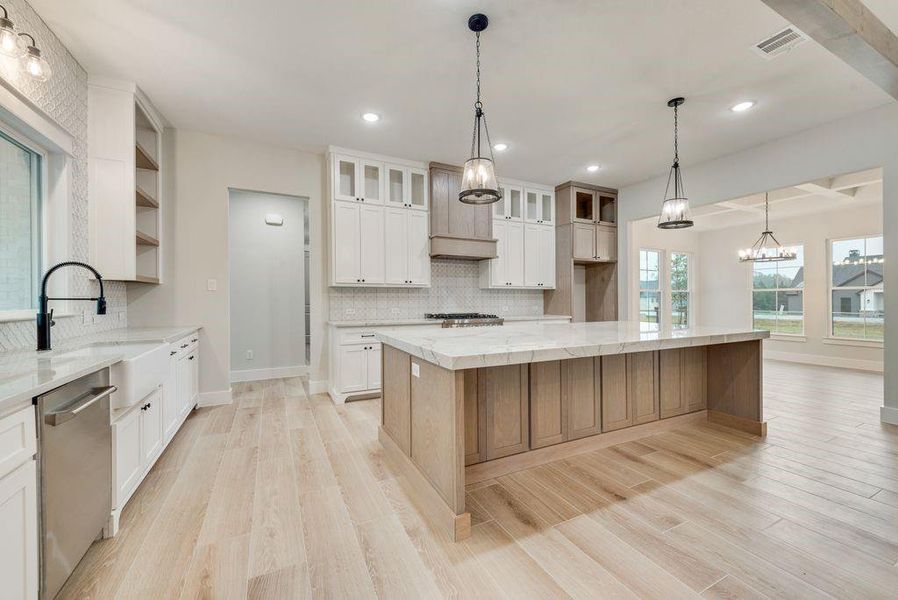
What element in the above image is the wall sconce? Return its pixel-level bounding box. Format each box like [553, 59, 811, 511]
[0, 5, 24, 57]
[0, 5, 51, 81]
[18, 33, 50, 82]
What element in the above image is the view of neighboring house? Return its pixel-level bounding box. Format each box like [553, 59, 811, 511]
[788, 251, 885, 316]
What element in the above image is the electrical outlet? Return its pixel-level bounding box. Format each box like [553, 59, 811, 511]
[119, 312, 125, 322]
[207, 279, 218, 291]
[82, 310, 92, 325]
[246, 350, 254, 360]
[411, 362, 420, 378]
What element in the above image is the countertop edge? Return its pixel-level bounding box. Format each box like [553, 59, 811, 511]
[328, 315, 572, 328]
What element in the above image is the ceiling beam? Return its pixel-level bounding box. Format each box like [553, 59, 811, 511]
[828, 168, 883, 189]
[794, 178, 858, 198]
[760, 0, 898, 100]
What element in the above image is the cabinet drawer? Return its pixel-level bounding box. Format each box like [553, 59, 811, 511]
[0, 406, 36, 480]
[172, 332, 199, 358]
[340, 331, 380, 345]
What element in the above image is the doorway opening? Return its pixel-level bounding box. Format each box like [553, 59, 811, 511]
[228, 189, 310, 383]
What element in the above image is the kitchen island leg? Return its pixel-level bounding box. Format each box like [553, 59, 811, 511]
[707, 339, 767, 436]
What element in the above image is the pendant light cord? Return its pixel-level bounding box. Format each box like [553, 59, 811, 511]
[468, 30, 495, 163]
[475, 32, 481, 108]
[765, 192, 770, 232]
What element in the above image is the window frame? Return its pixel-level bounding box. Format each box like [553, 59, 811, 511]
[749, 243, 805, 337]
[638, 248, 664, 331]
[669, 251, 692, 330]
[827, 234, 884, 343]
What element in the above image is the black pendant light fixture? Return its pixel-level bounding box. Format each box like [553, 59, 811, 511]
[738, 192, 797, 262]
[657, 97, 694, 229]
[459, 13, 501, 205]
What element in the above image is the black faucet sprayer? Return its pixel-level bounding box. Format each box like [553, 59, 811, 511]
[37, 261, 106, 351]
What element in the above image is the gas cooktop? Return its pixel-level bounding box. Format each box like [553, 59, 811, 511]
[425, 313, 504, 328]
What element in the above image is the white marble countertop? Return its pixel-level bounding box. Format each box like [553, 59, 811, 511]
[0, 326, 200, 418]
[328, 315, 572, 328]
[376, 321, 769, 370]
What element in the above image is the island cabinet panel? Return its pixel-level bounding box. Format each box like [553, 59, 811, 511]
[660, 347, 708, 418]
[382, 346, 411, 454]
[683, 346, 708, 413]
[463, 370, 486, 466]
[630, 351, 660, 425]
[566, 357, 602, 440]
[708, 341, 762, 421]
[482, 365, 530, 460]
[601, 354, 631, 432]
[530, 361, 565, 449]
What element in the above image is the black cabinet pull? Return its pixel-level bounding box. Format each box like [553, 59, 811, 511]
[170, 351, 177, 356]
[189, 356, 195, 360]
[191, 338, 198, 343]
[180, 344, 188, 349]
[361, 334, 375, 337]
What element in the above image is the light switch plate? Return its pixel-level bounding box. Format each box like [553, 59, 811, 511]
[411, 362, 420, 378]
[207, 279, 218, 291]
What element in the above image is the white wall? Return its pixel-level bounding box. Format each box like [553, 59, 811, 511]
[697, 197, 883, 371]
[228, 190, 307, 380]
[617, 103, 898, 422]
[127, 129, 327, 404]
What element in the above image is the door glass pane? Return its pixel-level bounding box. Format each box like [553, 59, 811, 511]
[388, 168, 404, 204]
[363, 164, 380, 200]
[526, 191, 538, 220]
[509, 188, 522, 218]
[494, 186, 506, 217]
[338, 159, 355, 197]
[752, 291, 776, 330]
[541, 193, 553, 223]
[575, 190, 594, 220]
[639, 292, 661, 331]
[671, 292, 689, 329]
[775, 291, 803, 334]
[410, 172, 425, 207]
[0, 132, 41, 310]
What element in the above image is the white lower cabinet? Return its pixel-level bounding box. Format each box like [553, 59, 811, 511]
[111, 332, 200, 535]
[0, 460, 38, 600]
[483, 219, 552, 289]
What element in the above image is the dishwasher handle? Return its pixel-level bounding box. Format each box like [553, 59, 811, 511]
[44, 385, 117, 427]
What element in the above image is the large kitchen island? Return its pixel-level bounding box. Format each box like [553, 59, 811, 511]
[376, 320, 769, 541]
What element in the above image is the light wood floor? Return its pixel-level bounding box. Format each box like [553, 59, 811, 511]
[59, 361, 898, 599]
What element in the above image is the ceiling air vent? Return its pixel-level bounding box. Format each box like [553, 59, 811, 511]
[752, 26, 808, 60]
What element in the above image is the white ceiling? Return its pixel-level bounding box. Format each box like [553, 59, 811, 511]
[30, 0, 895, 188]
[678, 168, 883, 232]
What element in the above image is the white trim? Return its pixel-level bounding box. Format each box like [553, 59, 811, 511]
[827, 233, 884, 340]
[765, 351, 883, 373]
[749, 242, 805, 335]
[770, 333, 807, 342]
[881, 405, 898, 426]
[197, 388, 232, 407]
[230, 365, 308, 383]
[308, 379, 328, 395]
[0, 77, 74, 155]
[822, 336, 883, 349]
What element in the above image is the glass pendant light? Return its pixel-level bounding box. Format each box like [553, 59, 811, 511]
[459, 13, 501, 205]
[658, 97, 694, 229]
[738, 192, 797, 262]
[0, 5, 24, 57]
[19, 33, 51, 82]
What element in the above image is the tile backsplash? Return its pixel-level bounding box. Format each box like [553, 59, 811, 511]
[329, 259, 544, 321]
[0, 0, 127, 351]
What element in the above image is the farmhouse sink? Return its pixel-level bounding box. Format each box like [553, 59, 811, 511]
[57, 342, 171, 409]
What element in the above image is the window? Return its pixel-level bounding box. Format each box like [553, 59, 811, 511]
[639, 249, 661, 331]
[0, 129, 42, 311]
[830, 236, 884, 341]
[670, 252, 690, 329]
[751, 245, 804, 335]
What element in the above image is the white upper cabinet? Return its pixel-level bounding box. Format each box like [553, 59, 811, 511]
[482, 180, 555, 289]
[525, 188, 554, 225]
[329, 149, 429, 287]
[494, 184, 523, 221]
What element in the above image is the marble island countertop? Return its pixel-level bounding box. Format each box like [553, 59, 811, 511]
[0, 326, 201, 418]
[328, 315, 572, 328]
[376, 321, 770, 370]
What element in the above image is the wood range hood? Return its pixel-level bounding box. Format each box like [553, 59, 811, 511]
[428, 162, 498, 260]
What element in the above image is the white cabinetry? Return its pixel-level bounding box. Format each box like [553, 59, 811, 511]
[0, 406, 38, 600]
[111, 331, 199, 535]
[329, 147, 430, 288]
[482, 180, 555, 289]
[88, 78, 164, 284]
[331, 330, 384, 402]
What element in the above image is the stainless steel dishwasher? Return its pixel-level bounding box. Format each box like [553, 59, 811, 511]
[35, 369, 115, 599]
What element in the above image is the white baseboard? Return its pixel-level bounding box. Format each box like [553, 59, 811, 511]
[308, 379, 328, 395]
[881, 406, 898, 426]
[765, 351, 883, 373]
[197, 388, 233, 407]
[230, 365, 308, 383]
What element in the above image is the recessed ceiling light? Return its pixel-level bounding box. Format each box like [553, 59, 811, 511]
[586, 164, 600, 173]
[361, 112, 381, 122]
[731, 101, 755, 113]
[493, 143, 508, 152]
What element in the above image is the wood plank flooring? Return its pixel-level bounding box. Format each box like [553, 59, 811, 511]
[59, 361, 898, 599]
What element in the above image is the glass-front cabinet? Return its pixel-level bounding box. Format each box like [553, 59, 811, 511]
[333, 155, 383, 204]
[572, 186, 615, 224]
[385, 164, 428, 210]
[525, 188, 554, 224]
[494, 184, 523, 220]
